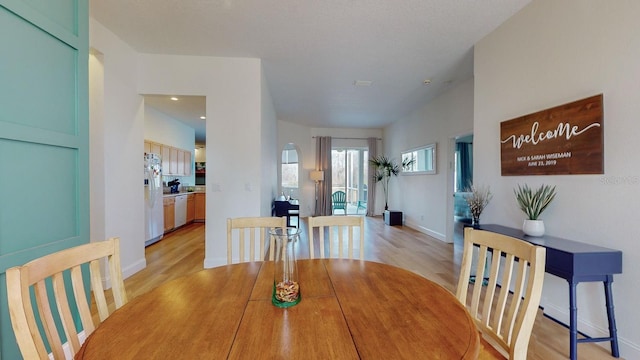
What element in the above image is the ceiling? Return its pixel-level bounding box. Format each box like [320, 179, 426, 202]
[91, 0, 531, 143]
[143, 95, 207, 144]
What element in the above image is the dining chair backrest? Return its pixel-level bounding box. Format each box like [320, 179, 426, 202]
[455, 227, 546, 360]
[6, 237, 128, 360]
[307, 215, 364, 259]
[331, 191, 346, 213]
[227, 217, 287, 264]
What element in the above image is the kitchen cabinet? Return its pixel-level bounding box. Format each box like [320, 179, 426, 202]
[161, 145, 171, 175]
[150, 142, 162, 155]
[144, 140, 163, 155]
[186, 194, 195, 223]
[195, 193, 206, 221]
[183, 151, 192, 176]
[169, 147, 179, 175]
[145, 141, 193, 176]
[163, 197, 175, 233]
[177, 150, 192, 176]
[176, 150, 185, 176]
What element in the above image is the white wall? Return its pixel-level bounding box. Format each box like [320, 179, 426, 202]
[383, 78, 474, 240]
[89, 19, 146, 278]
[136, 53, 272, 268]
[474, 0, 640, 356]
[91, 18, 276, 270]
[260, 66, 278, 217]
[144, 106, 196, 186]
[89, 50, 106, 248]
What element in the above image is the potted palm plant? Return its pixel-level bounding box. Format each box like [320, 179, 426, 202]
[514, 184, 556, 236]
[369, 155, 414, 211]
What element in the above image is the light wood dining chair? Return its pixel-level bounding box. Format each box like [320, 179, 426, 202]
[226, 217, 287, 264]
[6, 237, 128, 360]
[307, 215, 365, 259]
[456, 227, 546, 360]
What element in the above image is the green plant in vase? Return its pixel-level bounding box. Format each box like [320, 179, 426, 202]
[514, 184, 556, 236]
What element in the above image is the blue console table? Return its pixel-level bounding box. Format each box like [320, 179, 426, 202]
[474, 224, 622, 360]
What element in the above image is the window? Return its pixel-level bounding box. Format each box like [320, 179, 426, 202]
[281, 145, 298, 188]
[402, 143, 436, 174]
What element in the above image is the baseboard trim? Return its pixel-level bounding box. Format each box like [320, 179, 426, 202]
[204, 256, 226, 269]
[123, 258, 146, 279]
[101, 257, 146, 289]
[50, 330, 87, 359]
[404, 221, 449, 242]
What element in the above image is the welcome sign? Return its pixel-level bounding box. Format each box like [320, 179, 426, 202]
[500, 94, 604, 176]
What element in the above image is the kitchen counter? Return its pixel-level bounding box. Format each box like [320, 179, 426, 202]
[163, 191, 204, 198]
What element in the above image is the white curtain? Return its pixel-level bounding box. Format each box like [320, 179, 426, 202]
[315, 136, 332, 216]
[366, 137, 377, 216]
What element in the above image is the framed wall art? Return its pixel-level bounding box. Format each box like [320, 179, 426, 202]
[500, 94, 603, 176]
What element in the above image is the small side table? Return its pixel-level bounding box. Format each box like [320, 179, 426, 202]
[384, 210, 403, 226]
[475, 224, 622, 360]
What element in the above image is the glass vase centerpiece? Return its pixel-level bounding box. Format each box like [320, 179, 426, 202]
[270, 227, 301, 308]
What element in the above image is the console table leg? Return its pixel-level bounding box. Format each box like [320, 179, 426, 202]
[569, 280, 578, 360]
[604, 276, 620, 357]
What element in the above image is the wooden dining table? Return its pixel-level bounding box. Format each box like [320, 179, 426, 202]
[76, 259, 479, 359]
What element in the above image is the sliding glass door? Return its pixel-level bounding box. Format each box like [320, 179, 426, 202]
[331, 148, 368, 215]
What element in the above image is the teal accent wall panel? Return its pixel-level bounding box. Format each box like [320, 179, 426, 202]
[0, 7, 77, 135]
[0, 0, 88, 358]
[0, 139, 78, 254]
[23, 0, 77, 35]
[1, 273, 9, 360]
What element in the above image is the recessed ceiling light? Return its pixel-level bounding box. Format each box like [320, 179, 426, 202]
[170, 97, 179, 101]
[354, 80, 373, 87]
[423, 79, 432, 85]
[200, 116, 206, 120]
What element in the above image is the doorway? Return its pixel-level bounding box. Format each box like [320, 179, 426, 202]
[143, 94, 207, 241]
[143, 94, 206, 190]
[331, 148, 368, 215]
[280, 143, 301, 227]
[450, 134, 473, 245]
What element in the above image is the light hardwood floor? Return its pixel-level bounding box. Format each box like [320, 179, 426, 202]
[107, 217, 620, 360]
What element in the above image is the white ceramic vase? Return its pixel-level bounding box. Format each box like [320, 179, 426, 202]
[523, 219, 545, 237]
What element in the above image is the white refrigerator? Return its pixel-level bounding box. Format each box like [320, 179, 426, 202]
[144, 153, 164, 246]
